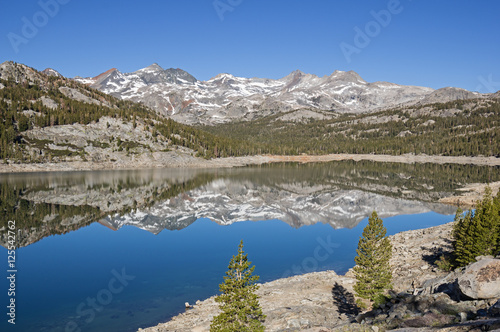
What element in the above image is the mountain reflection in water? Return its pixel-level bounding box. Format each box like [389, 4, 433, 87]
[1, 160, 498, 248]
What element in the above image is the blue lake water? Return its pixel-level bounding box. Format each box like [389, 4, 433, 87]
[1, 212, 455, 332]
[1, 161, 498, 331]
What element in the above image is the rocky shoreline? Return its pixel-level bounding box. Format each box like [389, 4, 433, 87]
[0, 153, 499, 174]
[439, 182, 500, 208]
[138, 222, 500, 331]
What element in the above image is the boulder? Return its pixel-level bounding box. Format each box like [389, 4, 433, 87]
[402, 312, 454, 328]
[489, 299, 500, 317]
[457, 258, 500, 299]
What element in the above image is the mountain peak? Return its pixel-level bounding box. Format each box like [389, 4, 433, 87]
[0, 61, 42, 84]
[281, 69, 304, 81]
[93, 68, 118, 82]
[419, 86, 479, 105]
[212, 73, 235, 80]
[330, 70, 365, 83]
[281, 69, 322, 82]
[42, 68, 62, 77]
[139, 63, 164, 73]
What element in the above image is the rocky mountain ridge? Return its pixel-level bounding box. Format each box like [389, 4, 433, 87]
[73, 63, 486, 125]
[1, 61, 492, 127]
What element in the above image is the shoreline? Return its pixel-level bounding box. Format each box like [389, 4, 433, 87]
[0, 153, 499, 174]
[439, 181, 500, 207]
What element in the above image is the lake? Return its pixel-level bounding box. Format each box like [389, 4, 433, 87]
[1, 160, 498, 331]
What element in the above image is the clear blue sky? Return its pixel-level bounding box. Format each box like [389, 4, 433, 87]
[1, 0, 499, 92]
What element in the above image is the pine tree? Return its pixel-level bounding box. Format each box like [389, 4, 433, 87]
[452, 208, 476, 267]
[470, 187, 499, 256]
[496, 190, 500, 255]
[453, 187, 500, 267]
[353, 211, 393, 304]
[210, 240, 266, 332]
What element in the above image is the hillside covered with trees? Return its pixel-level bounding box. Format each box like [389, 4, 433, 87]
[201, 98, 500, 157]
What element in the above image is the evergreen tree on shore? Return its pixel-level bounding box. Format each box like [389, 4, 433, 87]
[210, 240, 265, 332]
[452, 207, 474, 267]
[453, 187, 500, 267]
[353, 211, 393, 304]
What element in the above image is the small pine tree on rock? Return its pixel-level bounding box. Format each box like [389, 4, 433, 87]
[210, 240, 266, 332]
[353, 211, 393, 304]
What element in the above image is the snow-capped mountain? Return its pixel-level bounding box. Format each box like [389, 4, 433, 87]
[74, 63, 477, 125]
[1, 61, 485, 126]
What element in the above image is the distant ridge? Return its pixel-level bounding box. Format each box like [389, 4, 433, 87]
[71, 63, 492, 125]
[0, 61, 492, 126]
